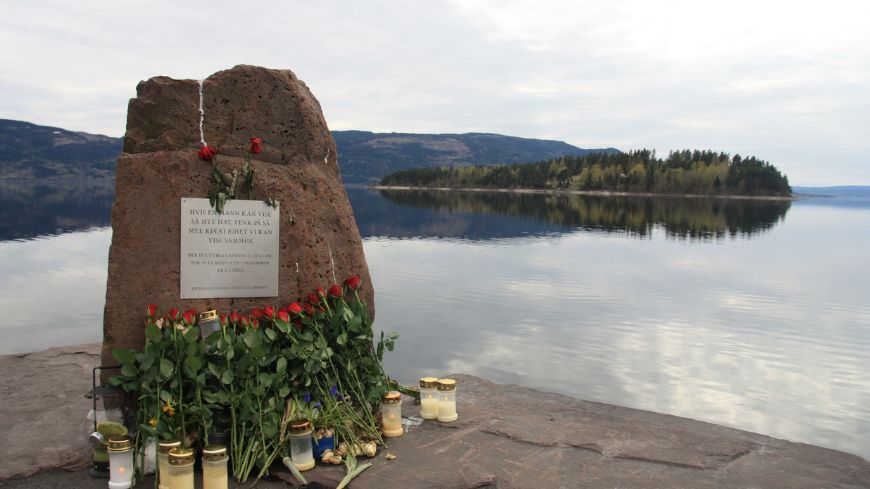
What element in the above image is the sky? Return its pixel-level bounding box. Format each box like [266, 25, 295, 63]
[1, 0, 868, 186]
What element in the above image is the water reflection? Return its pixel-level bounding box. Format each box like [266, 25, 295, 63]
[0, 179, 114, 241]
[357, 188, 791, 241]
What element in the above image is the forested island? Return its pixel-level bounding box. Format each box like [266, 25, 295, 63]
[380, 149, 792, 197]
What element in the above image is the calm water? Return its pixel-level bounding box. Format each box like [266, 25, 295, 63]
[1, 183, 868, 460]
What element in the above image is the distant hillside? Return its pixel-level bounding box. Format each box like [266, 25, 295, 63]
[333, 130, 619, 183]
[792, 186, 870, 198]
[0, 119, 617, 184]
[0, 119, 122, 179]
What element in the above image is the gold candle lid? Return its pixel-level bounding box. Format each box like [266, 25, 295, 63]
[199, 310, 218, 321]
[382, 391, 402, 404]
[437, 378, 457, 391]
[158, 439, 181, 453]
[202, 445, 227, 460]
[168, 447, 195, 466]
[289, 419, 312, 435]
[419, 377, 439, 389]
[106, 436, 132, 452]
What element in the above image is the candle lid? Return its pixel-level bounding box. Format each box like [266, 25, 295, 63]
[168, 447, 195, 465]
[158, 439, 181, 453]
[199, 310, 218, 321]
[106, 436, 132, 452]
[419, 377, 439, 388]
[437, 378, 457, 391]
[289, 419, 312, 435]
[382, 391, 402, 404]
[202, 445, 227, 460]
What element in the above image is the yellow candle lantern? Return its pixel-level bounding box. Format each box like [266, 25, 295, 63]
[437, 378, 458, 422]
[156, 440, 181, 489]
[202, 445, 229, 489]
[167, 447, 195, 489]
[381, 391, 404, 437]
[107, 436, 134, 489]
[288, 419, 316, 471]
[419, 377, 439, 420]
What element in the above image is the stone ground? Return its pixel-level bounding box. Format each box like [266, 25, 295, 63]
[1, 344, 869, 488]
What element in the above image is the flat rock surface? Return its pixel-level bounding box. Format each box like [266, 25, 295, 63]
[1, 348, 868, 488]
[0, 344, 101, 480]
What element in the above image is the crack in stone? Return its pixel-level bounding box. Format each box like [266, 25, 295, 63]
[481, 427, 756, 472]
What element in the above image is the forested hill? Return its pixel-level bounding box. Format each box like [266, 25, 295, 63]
[0, 119, 122, 179]
[381, 149, 792, 196]
[333, 130, 618, 183]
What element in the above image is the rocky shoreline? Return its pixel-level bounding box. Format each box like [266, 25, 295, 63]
[1, 344, 868, 488]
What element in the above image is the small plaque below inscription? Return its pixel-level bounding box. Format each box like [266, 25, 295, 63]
[180, 198, 279, 299]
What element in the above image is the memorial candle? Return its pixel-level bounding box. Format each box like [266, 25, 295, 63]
[167, 448, 194, 489]
[107, 436, 134, 489]
[437, 378, 458, 422]
[156, 440, 180, 489]
[202, 445, 228, 489]
[381, 391, 404, 437]
[419, 377, 439, 420]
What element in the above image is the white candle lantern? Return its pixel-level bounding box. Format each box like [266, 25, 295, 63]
[167, 447, 195, 489]
[156, 440, 180, 489]
[419, 377, 439, 420]
[437, 378, 458, 422]
[198, 310, 221, 339]
[288, 419, 316, 471]
[381, 391, 404, 437]
[107, 436, 134, 489]
[202, 445, 229, 489]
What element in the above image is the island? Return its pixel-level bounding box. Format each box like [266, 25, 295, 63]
[379, 149, 792, 198]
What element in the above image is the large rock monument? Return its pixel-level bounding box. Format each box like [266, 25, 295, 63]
[102, 65, 373, 365]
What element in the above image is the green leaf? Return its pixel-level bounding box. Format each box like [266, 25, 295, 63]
[112, 348, 135, 365]
[159, 358, 174, 378]
[186, 354, 202, 373]
[265, 328, 277, 342]
[221, 369, 234, 385]
[121, 363, 137, 377]
[243, 330, 261, 350]
[276, 357, 287, 374]
[159, 389, 173, 403]
[107, 376, 124, 387]
[208, 362, 221, 378]
[347, 316, 362, 333]
[279, 386, 290, 398]
[336, 333, 348, 346]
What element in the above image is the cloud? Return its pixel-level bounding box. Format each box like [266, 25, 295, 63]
[1, 0, 868, 184]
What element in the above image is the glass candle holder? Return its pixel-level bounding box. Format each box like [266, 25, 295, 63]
[288, 419, 315, 471]
[167, 447, 195, 489]
[202, 445, 228, 489]
[419, 377, 439, 420]
[437, 378, 458, 422]
[157, 440, 181, 489]
[198, 310, 221, 339]
[107, 436, 134, 489]
[381, 391, 404, 437]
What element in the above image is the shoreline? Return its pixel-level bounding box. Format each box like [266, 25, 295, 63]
[371, 184, 796, 201]
[2, 343, 868, 488]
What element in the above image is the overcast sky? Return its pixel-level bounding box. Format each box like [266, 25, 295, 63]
[1, 0, 868, 185]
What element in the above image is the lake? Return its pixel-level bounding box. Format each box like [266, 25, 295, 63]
[1, 182, 868, 461]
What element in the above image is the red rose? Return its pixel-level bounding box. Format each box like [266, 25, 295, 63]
[292, 318, 302, 331]
[288, 302, 303, 315]
[183, 309, 196, 325]
[308, 293, 320, 305]
[219, 314, 227, 325]
[146, 303, 157, 318]
[169, 307, 181, 321]
[317, 287, 327, 298]
[277, 309, 289, 322]
[198, 145, 218, 160]
[252, 319, 260, 330]
[264, 306, 274, 318]
[249, 137, 263, 154]
[229, 312, 241, 324]
[240, 316, 250, 328]
[344, 275, 361, 290]
[328, 284, 342, 298]
[251, 307, 264, 320]
[304, 303, 314, 316]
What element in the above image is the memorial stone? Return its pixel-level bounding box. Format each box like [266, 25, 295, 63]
[102, 65, 373, 366]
